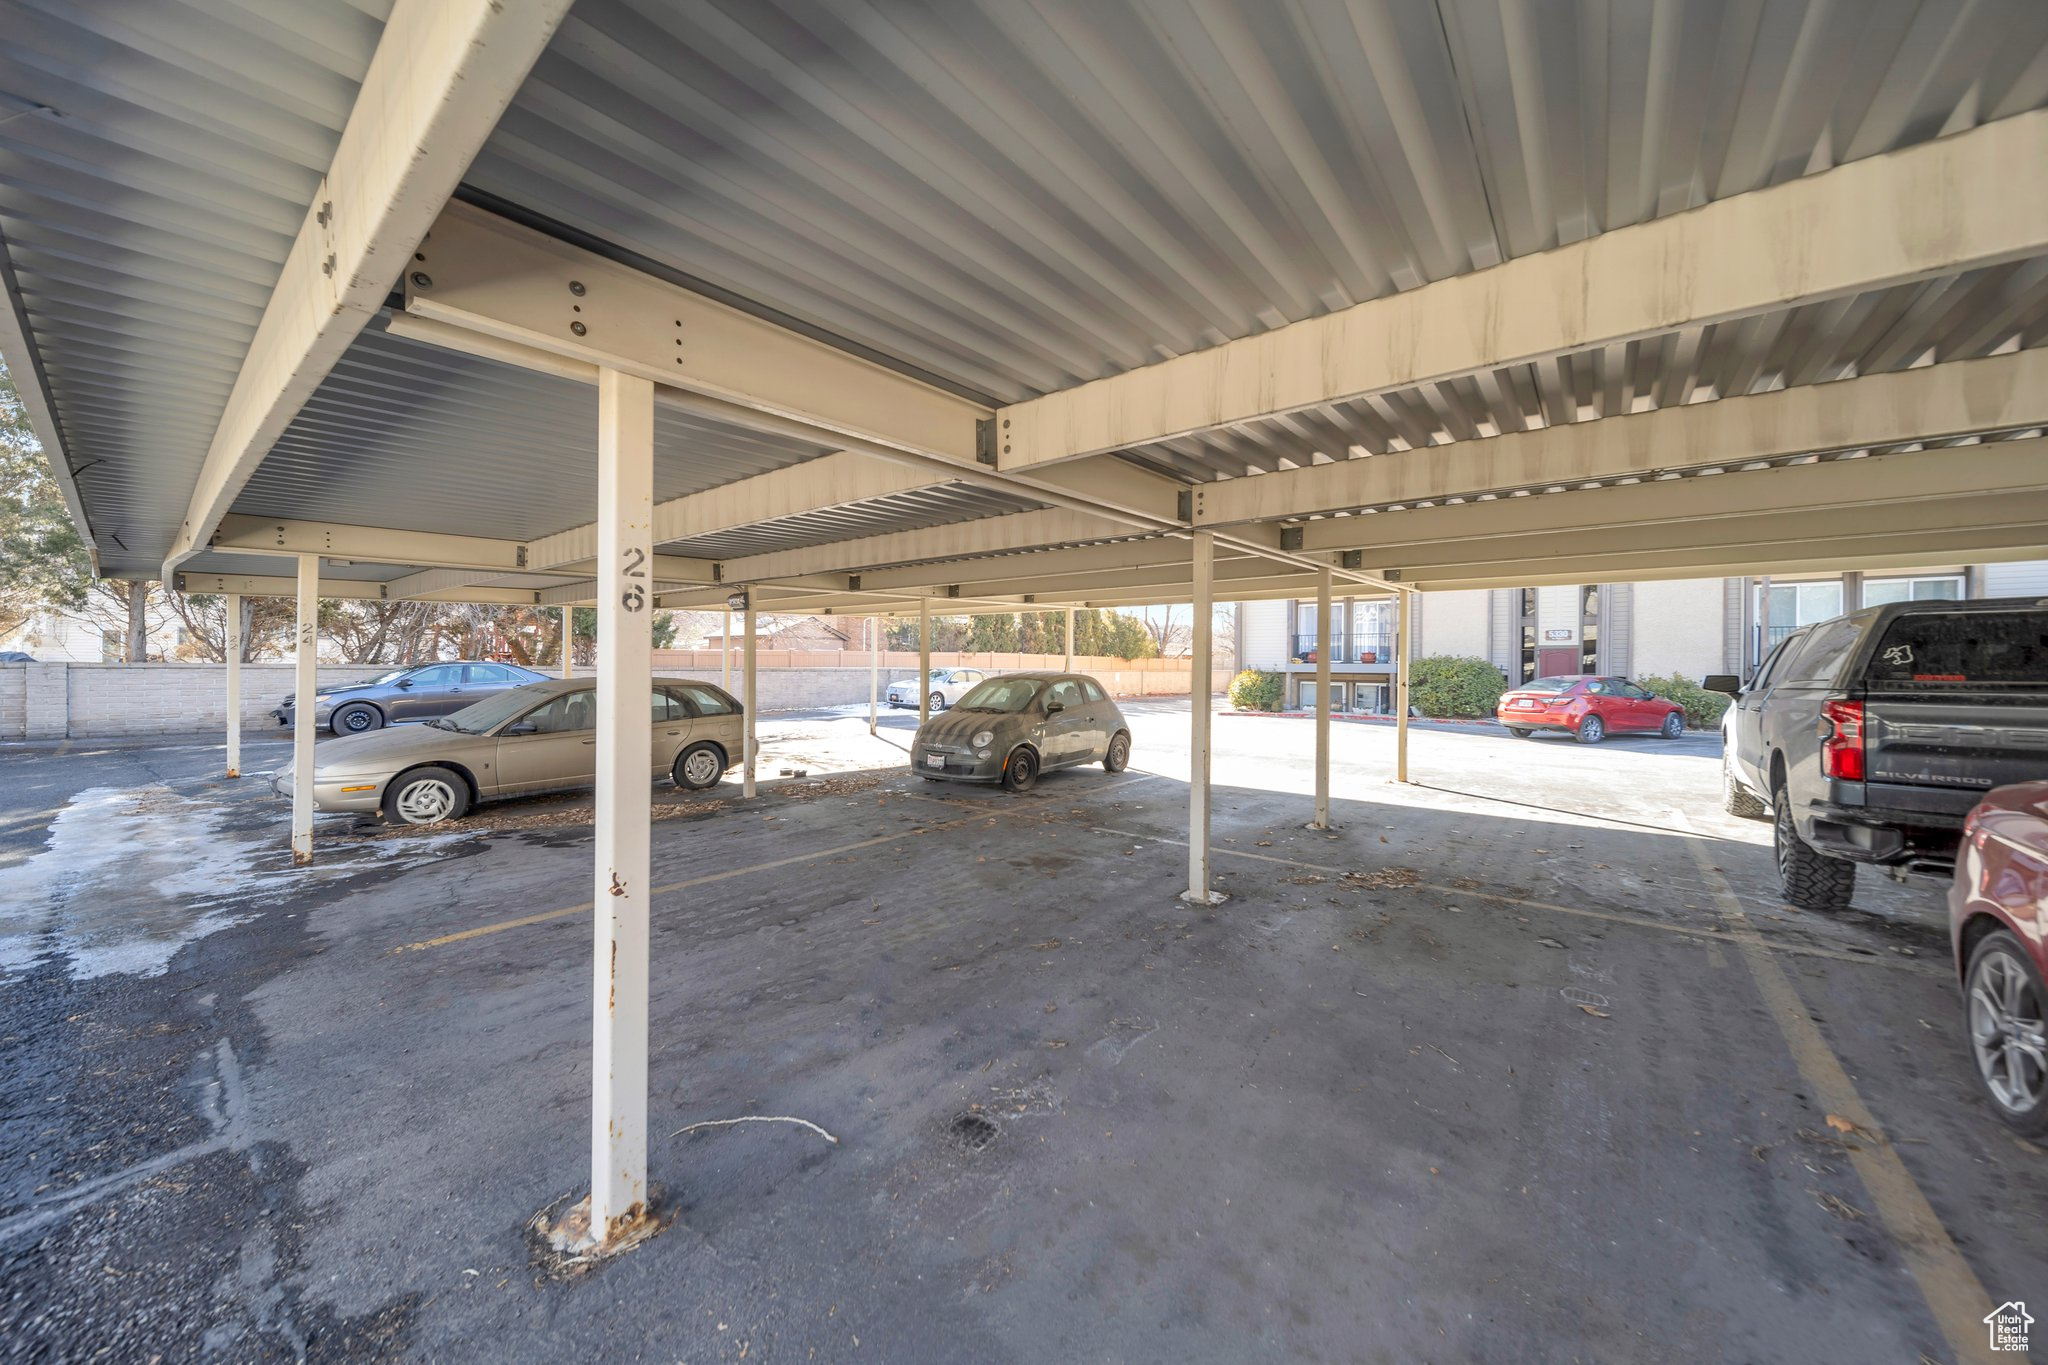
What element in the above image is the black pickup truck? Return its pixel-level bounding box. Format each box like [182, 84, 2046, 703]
[1714, 597, 2048, 911]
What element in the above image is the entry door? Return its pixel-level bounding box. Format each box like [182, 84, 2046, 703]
[1041, 678, 1093, 764]
[389, 664, 464, 720]
[494, 690, 597, 794]
[1536, 647, 1579, 677]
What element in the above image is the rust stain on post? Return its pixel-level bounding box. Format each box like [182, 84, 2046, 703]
[608, 939, 617, 1013]
[608, 871, 626, 897]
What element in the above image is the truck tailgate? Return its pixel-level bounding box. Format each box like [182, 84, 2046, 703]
[1864, 697, 2048, 800]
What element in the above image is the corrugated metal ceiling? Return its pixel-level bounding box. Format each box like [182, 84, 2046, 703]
[468, 0, 2048, 413]
[229, 322, 836, 543]
[0, 0, 390, 575]
[1123, 263, 2048, 482]
[8, 0, 2048, 584]
[663, 482, 1043, 561]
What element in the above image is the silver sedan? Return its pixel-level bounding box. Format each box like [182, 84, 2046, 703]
[271, 677, 743, 825]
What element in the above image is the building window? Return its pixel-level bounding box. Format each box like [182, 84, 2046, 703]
[1862, 575, 1963, 606]
[1764, 581, 1844, 648]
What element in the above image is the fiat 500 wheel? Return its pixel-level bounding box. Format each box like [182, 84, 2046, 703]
[1104, 731, 1130, 773]
[1002, 747, 1039, 792]
[383, 767, 469, 826]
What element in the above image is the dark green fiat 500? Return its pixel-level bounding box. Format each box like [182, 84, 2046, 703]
[909, 672, 1132, 792]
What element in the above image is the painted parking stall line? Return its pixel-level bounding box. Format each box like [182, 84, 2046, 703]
[1672, 813, 2000, 1365]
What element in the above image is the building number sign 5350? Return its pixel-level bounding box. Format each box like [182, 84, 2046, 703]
[621, 546, 647, 612]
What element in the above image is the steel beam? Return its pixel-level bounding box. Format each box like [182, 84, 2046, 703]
[212, 515, 530, 572]
[290, 554, 317, 865]
[1185, 531, 1221, 905]
[743, 595, 758, 798]
[408, 200, 989, 466]
[1311, 566, 1331, 830]
[1298, 436, 2048, 560]
[1198, 349, 2048, 528]
[918, 598, 932, 730]
[1001, 110, 2048, 470]
[589, 368, 654, 1249]
[176, 571, 389, 602]
[1395, 594, 1411, 784]
[224, 595, 242, 780]
[164, 0, 570, 575]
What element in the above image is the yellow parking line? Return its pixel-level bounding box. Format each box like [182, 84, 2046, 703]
[1678, 831, 1997, 1365]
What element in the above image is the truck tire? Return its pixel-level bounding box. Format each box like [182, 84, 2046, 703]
[1773, 782, 1855, 911]
[1723, 752, 1767, 820]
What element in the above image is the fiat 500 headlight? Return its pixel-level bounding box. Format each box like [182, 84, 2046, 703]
[971, 730, 994, 747]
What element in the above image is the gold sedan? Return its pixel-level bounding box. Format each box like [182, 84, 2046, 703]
[271, 677, 743, 825]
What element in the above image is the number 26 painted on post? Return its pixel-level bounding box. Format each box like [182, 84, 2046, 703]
[621, 547, 647, 612]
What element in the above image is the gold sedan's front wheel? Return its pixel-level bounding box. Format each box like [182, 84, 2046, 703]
[383, 766, 470, 825]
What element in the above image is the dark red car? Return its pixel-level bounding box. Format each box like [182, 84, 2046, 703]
[1495, 676, 1687, 744]
[1950, 781, 2048, 1134]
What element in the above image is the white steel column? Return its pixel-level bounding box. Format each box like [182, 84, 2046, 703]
[721, 607, 732, 690]
[225, 594, 243, 779]
[869, 618, 880, 735]
[561, 604, 573, 677]
[1311, 567, 1332, 829]
[1185, 531, 1221, 904]
[291, 556, 317, 864]
[1064, 606, 1075, 670]
[918, 597, 931, 729]
[1395, 592, 1412, 785]
[742, 595, 758, 797]
[589, 368, 655, 1247]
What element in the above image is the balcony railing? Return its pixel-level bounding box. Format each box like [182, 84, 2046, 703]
[1289, 631, 1396, 666]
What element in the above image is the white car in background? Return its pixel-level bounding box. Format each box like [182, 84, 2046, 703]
[885, 667, 987, 711]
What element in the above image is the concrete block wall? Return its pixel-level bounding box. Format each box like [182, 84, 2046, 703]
[1, 663, 388, 740]
[1, 661, 1196, 740]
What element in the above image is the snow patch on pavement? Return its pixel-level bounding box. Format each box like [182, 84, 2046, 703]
[0, 785, 466, 983]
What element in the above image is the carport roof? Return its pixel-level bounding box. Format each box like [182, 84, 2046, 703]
[4, 0, 2048, 602]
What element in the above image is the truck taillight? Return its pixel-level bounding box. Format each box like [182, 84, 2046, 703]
[1819, 699, 1865, 781]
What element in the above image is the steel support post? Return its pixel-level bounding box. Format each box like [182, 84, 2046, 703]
[1064, 606, 1075, 670]
[589, 368, 655, 1247]
[869, 618, 880, 735]
[742, 596, 758, 797]
[561, 604, 573, 677]
[1312, 567, 1332, 829]
[1185, 530, 1221, 904]
[722, 607, 731, 690]
[1395, 591, 1412, 785]
[291, 556, 317, 864]
[225, 594, 243, 779]
[918, 597, 931, 729]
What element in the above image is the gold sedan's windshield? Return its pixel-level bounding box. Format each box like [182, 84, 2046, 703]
[437, 684, 557, 734]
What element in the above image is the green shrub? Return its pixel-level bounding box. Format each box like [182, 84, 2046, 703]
[1408, 655, 1506, 719]
[1637, 672, 1731, 730]
[1227, 668, 1284, 712]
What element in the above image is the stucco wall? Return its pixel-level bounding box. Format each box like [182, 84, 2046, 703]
[0, 661, 1197, 741]
[1419, 589, 1490, 660]
[1630, 579, 1730, 682]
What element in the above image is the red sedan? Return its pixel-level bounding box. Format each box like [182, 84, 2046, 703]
[1495, 675, 1686, 744]
[1951, 782, 2048, 1134]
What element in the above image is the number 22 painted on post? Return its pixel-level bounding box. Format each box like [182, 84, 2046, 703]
[621, 547, 647, 612]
